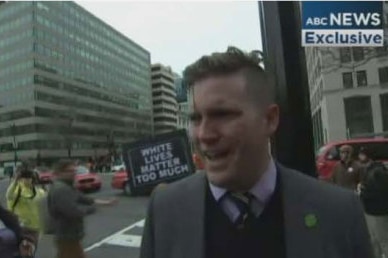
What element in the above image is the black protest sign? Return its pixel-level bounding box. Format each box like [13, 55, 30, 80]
[123, 130, 195, 193]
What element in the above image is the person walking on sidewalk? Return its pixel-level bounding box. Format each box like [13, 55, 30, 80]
[358, 147, 388, 258]
[330, 144, 363, 191]
[49, 159, 117, 258]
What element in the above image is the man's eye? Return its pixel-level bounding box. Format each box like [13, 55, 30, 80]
[212, 110, 236, 118]
[214, 111, 229, 117]
[189, 114, 201, 122]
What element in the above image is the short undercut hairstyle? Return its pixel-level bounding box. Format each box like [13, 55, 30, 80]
[183, 46, 275, 107]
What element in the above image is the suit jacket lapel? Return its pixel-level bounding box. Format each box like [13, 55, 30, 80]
[177, 172, 206, 258]
[180, 166, 325, 258]
[279, 164, 325, 258]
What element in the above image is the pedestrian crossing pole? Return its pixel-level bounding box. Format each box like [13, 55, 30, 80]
[258, 1, 316, 176]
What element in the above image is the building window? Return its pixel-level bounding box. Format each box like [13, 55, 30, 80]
[342, 72, 353, 89]
[376, 46, 388, 54]
[312, 108, 324, 151]
[340, 48, 351, 63]
[381, 93, 388, 133]
[352, 48, 364, 61]
[356, 71, 368, 87]
[378, 67, 388, 84]
[344, 96, 374, 138]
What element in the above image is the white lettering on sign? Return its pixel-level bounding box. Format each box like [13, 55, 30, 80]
[158, 165, 189, 178]
[144, 151, 174, 164]
[135, 172, 157, 184]
[141, 143, 172, 156]
[135, 140, 190, 185]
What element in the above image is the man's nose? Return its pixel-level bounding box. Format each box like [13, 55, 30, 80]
[195, 119, 219, 144]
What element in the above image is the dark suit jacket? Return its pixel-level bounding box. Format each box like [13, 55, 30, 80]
[140, 164, 373, 258]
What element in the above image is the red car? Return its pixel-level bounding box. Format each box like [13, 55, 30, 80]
[34, 167, 53, 184]
[74, 166, 102, 192]
[316, 138, 388, 181]
[111, 169, 131, 195]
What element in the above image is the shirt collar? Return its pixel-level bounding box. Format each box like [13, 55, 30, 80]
[209, 158, 277, 204]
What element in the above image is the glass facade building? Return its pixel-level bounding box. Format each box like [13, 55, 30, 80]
[174, 75, 188, 103]
[0, 2, 152, 163]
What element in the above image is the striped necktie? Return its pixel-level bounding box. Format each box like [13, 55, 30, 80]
[228, 192, 254, 229]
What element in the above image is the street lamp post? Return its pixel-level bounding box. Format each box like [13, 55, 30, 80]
[106, 130, 115, 162]
[67, 117, 74, 158]
[11, 123, 18, 168]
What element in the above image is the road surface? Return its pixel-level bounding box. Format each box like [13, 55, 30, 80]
[0, 174, 150, 258]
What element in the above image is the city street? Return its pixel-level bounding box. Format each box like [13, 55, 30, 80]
[0, 174, 150, 258]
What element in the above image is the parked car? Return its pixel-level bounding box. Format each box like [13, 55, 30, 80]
[34, 166, 53, 184]
[316, 138, 388, 180]
[111, 168, 131, 195]
[75, 165, 102, 192]
[111, 163, 125, 173]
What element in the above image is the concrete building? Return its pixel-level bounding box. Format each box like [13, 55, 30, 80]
[0, 1, 153, 164]
[306, 45, 388, 150]
[177, 101, 189, 131]
[151, 64, 178, 134]
[174, 74, 189, 131]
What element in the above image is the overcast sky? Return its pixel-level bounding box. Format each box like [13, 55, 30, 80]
[76, 1, 262, 75]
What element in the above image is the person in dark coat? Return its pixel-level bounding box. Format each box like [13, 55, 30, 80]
[330, 144, 363, 191]
[0, 204, 22, 258]
[359, 147, 388, 258]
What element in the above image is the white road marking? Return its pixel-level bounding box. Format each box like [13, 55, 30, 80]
[105, 234, 142, 248]
[84, 219, 145, 252]
[135, 219, 145, 227]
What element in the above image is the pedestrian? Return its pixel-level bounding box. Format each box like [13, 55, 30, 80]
[329, 144, 363, 191]
[140, 46, 373, 258]
[6, 165, 46, 257]
[358, 147, 386, 184]
[358, 147, 388, 258]
[49, 159, 117, 258]
[0, 203, 22, 258]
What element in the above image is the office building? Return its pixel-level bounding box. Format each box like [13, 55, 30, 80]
[175, 74, 188, 103]
[177, 101, 189, 130]
[306, 44, 388, 150]
[151, 64, 178, 134]
[174, 74, 189, 131]
[0, 1, 152, 164]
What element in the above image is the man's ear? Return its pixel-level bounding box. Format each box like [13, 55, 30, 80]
[264, 104, 279, 135]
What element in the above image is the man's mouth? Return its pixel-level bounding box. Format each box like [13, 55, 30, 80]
[203, 150, 230, 161]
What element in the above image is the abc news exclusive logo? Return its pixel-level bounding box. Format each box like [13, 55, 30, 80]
[302, 1, 384, 47]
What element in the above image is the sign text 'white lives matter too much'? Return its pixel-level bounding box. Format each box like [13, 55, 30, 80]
[122, 129, 195, 194]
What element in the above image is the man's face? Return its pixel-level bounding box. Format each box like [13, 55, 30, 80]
[340, 150, 350, 162]
[56, 164, 76, 182]
[190, 72, 279, 190]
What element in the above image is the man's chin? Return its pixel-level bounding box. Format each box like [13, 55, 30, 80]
[206, 171, 234, 188]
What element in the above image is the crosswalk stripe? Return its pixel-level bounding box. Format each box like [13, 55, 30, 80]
[84, 219, 145, 252]
[104, 234, 142, 248]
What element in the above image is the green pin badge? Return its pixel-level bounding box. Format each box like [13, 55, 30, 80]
[304, 213, 318, 228]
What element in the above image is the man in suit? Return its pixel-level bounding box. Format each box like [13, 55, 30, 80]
[140, 47, 373, 258]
